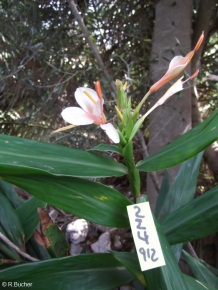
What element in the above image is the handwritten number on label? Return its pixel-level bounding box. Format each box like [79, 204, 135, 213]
[127, 203, 165, 270]
[134, 204, 158, 261]
[151, 248, 159, 262]
[135, 218, 146, 230]
[137, 230, 149, 244]
[139, 248, 158, 262]
[134, 205, 145, 218]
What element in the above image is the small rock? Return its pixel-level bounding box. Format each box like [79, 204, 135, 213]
[91, 232, 111, 253]
[66, 219, 89, 244]
[48, 209, 58, 222]
[70, 243, 83, 256]
[113, 235, 122, 250]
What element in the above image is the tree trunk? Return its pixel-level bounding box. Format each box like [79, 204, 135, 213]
[146, 0, 193, 210]
[191, 0, 218, 182]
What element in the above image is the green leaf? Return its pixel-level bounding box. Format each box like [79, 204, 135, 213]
[171, 244, 183, 262]
[143, 218, 189, 290]
[0, 134, 127, 178]
[156, 152, 203, 221]
[0, 192, 24, 249]
[3, 175, 131, 228]
[154, 170, 170, 218]
[137, 109, 218, 171]
[15, 197, 46, 242]
[162, 187, 218, 244]
[25, 236, 51, 261]
[183, 274, 216, 290]
[112, 252, 146, 287]
[0, 230, 22, 261]
[0, 193, 24, 261]
[0, 180, 21, 208]
[44, 224, 69, 257]
[89, 144, 120, 154]
[128, 114, 146, 142]
[183, 251, 218, 289]
[136, 196, 188, 289]
[0, 254, 133, 290]
[195, 259, 218, 276]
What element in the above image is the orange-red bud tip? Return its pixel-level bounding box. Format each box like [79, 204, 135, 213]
[194, 32, 204, 52]
[95, 80, 103, 99]
[191, 69, 200, 79]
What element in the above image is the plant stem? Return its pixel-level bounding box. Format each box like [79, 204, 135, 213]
[137, 131, 160, 192]
[134, 90, 151, 115]
[0, 232, 39, 262]
[122, 142, 141, 200]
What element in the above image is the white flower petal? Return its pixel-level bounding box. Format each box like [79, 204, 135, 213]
[100, 123, 120, 143]
[93, 99, 103, 117]
[168, 55, 185, 70]
[61, 107, 94, 125]
[156, 77, 183, 106]
[75, 87, 99, 113]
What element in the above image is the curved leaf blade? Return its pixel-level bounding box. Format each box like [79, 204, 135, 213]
[155, 152, 203, 221]
[162, 187, 218, 244]
[0, 180, 21, 208]
[130, 197, 189, 290]
[15, 197, 46, 242]
[89, 144, 121, 154]
[183, 251, 218, 289]
[137, 109, 218, 172]
[0, 254, 133, 290]
[0, 134, 127, 178]
[184, 275, 216, 290]
[0, 193, 24, 249]
[155, 171, 170, 218]
[0, 193, 24, 261]
[143, 218, 189, 290]
[112, 252, 146, 287]
[3, 175, 131, 228]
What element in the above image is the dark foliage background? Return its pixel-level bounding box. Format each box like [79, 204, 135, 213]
[0, 0, 217, 146]
[0, 0, 154, 146]
[0, 0, 218, 270]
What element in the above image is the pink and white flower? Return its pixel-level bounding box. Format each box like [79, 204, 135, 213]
[61, 85, 120, 143]
[149, 32, 204, 93]
[147, 69, 199, 115]
[156, 69, 199, 106]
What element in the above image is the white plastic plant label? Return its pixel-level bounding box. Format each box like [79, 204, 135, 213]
[127, 202, 165, 271]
